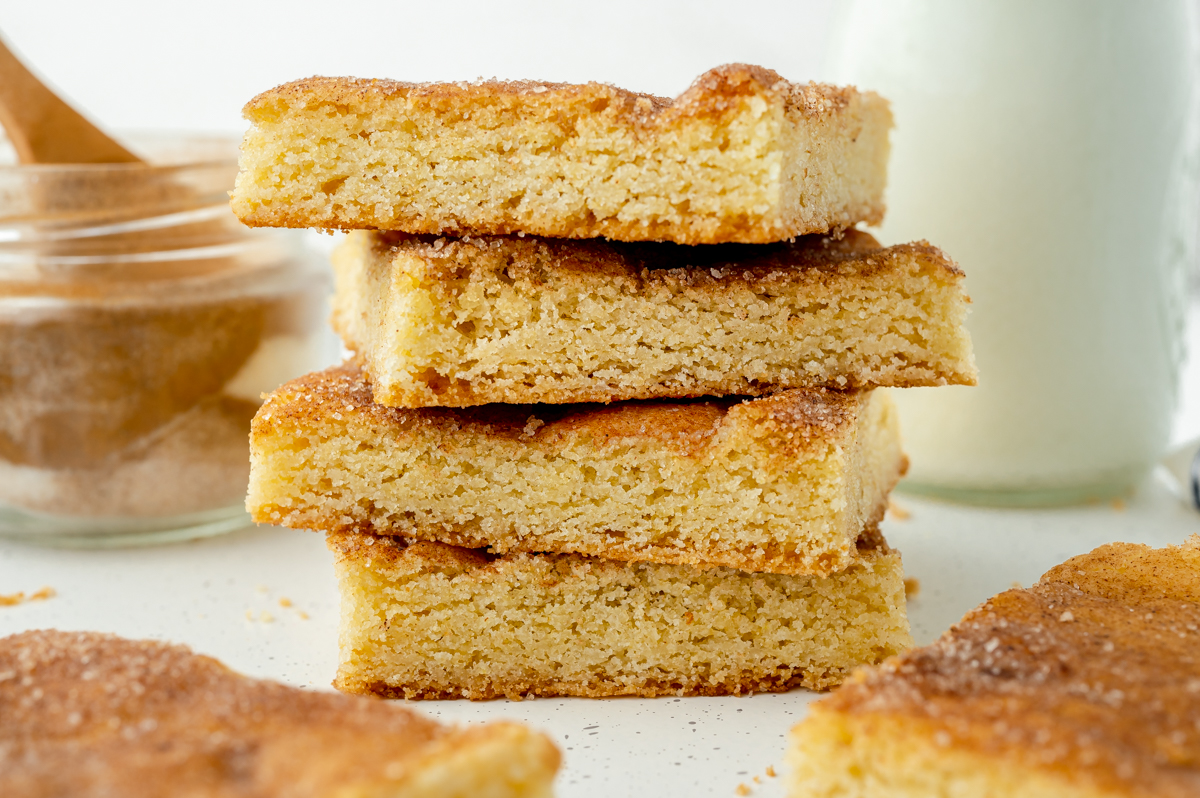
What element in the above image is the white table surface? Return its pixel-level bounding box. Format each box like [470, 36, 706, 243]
[1, 473, 1196, 797]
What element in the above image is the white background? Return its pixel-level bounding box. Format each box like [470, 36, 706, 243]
[0, 0, 833, 133]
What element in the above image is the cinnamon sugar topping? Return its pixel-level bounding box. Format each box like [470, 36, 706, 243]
[0, 629, 559, 795]
[823, 536, 1200, 797]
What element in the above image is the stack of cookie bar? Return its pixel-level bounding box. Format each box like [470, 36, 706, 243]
[233, 65, 976, 699]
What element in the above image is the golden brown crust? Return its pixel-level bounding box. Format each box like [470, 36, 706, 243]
[0, 629, 559, 797]
[317, 507, 889, 577]
[326, 520, 892, 578]
[340, 495, 890, 576]
[370, 227, 964, 284]
[363, 361, 930, 409]
[810, 536, 1200, 798]
[348, 671, 843, 701]
[244, 74, 670, 123]
[327, 523, 894, 565]
[253, 364, 865, 458]
[327, 532, 494, 573]
[1040, 538, 1200, 603]
[243, 64, 851, 138]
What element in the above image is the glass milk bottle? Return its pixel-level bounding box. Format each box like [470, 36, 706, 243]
[826, 0, 1200, 505]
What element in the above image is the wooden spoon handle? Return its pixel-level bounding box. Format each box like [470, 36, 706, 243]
[0, 37, 140, 164]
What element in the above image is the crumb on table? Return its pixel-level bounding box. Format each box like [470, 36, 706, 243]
[903, 577, 920, 599]
[0, 587, 56, 607]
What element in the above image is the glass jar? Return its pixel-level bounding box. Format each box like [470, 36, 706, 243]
[826, 0, 1200, 505]
[0, 136, 333, 545]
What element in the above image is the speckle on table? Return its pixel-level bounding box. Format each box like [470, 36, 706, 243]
[0, 587, 56, 607]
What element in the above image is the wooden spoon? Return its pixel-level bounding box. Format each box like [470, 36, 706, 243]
[0, 37, 140, 164]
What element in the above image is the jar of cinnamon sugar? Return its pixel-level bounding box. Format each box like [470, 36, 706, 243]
[0, 136, 332, 545]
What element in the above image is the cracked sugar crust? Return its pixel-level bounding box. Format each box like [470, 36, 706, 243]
[333, 228, 976, 408]
[0, 630, 559, 798]
[798, 536, 1200, 798]
[252, 363, 867, 453]
[240, 64, 860, 126]
[231, 64, 891, 244]
[365, 225, 964, 283]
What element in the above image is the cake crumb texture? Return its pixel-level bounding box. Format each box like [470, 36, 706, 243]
[787, 536, 1200, 798]
[248, 365, 906, 576]
[329, 533, 912, 700]
[0, 629, 559, 798]
[332, 228, 975, 407]
[231, 64, 891, 244]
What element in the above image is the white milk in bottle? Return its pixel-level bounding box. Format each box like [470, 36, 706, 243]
[825, 0, 1200, 504]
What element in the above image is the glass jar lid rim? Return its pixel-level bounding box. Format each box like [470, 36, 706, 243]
[0, 132, 240, 174]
